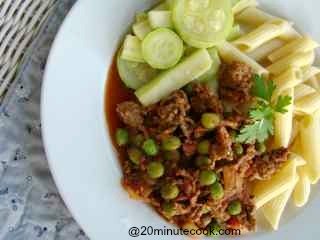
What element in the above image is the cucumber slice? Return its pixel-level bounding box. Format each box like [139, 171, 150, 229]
[148, 11, 173, 29]
[142, 28, 184, 69]
[132, 20, 153, 40]
[120, 35, 145, 63]
[117, 49, 159, 90]
[197, 48, 221, 82]
[172, 0, 233, 48]
[135, 49, 212, 106]
[135, 12, 148, 23]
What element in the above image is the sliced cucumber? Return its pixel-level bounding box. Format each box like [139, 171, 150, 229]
[120, 35, 145, 63]
[172, 0, 233, 48]
[135, 49, 212, 106]
[117, 49, 159, 90]
[142, 28, 184, 69]
[148, 11, 173, 29]
[132, 20, 153, 40]
[135, 12, 148, 23]
[197, 48, 221, 82]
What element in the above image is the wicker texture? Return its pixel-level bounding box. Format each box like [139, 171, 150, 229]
[0, 0, 56, 97]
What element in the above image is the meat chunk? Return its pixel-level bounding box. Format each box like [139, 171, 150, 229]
[219, 61, 253, 104]
[210, 126, 233, 162]
[117, 101, 144, 128]
[250, 147, 289, 180]
[145, 90, 191, 135]
[190, 83, 223, 114]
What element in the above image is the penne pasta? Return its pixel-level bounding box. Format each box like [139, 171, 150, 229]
[299, 109, 320, 184]
[235, 7, 276, 26]
[248, 39, 285, 62]
[268, 36, 320, 62]
[294, 83, 316, 101]
[289, 152, 306, 167]
[232, 0, 258, 15]
[306, 75, 320, 90]
[267, 51, 315, 75]
[274, 88, 294, 148]
[261, 175, 298, 230]
[294, 92, 320, 115]
[233, 20, 292, 52]
[272, 68, 302, 97]
[293, 167, 311, 207]
[217, 41, 269, 76]
[253, 159, 297, 209]
[289, 119, 300, 145]
[278, 26, 301, 42]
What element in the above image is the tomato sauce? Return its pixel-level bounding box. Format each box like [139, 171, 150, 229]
[105, 56, 135, 162]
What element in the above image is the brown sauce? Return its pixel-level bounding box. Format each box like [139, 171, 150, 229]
[105, 55, 135, 162]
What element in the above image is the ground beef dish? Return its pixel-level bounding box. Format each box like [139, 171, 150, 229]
[109, 61, 289, 232]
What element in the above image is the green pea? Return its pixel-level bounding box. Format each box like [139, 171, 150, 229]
[160, 183, 180, 200]
[127, 148, 143, 165]
[210, 182, 224, 200]
[207, 222, 221, 236]
[195, 156, 210, 167]
[162, 136, 181, 151]
[197, 140, 211, 155]
[257, 142, 266, 154]
[201, 113, 221, 129]
[164, 150, 181, 162]
[147, 161, 165, 179]
[131, 134, 144, 147]
[233, 143, 244, 156]
[142, 139, 159, 156]
[227, 200, 242, 215]
[199, 170, 217, 186]
[162, 202, 176, 217]
[116, 128, 129, 146]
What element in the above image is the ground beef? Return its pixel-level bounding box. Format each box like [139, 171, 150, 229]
[190, 83, 223, 114]
[182, 139, 197, 157]
[250, 147, 289, 180]
[117, 101, 144, 128]
[221, 114, 247, 130]
[210, 126, 233, 162]
[219, 61, 253, 104]
[145, 90, 190, 136]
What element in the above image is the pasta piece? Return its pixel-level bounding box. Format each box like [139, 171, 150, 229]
[274, 88, 294, 148]
[293, 167, 311, 207]
[217, 41, 269, 76]
[294, 92, 320, 115]
[294, 83, 316, 101]
[232, 0, 258, 15]
[248, 39, 285, 62]
[261, 175, 298, 230]
[253, 159, 297, 209]
[235, 7, 276, 26]
[268, 36, 319, 62]
[306, 75, 320, 90]
[289, 119, 300, 145]
[278, 26, 301, 42]
[272, 68, 302, 97]
[300, 110, 320, 184]
[289, 152, 306, 167]
[233, 20, 292, 52]
[267, 51, 315, 75]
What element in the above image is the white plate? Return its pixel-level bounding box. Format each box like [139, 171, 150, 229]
[41, 0, 320, 239]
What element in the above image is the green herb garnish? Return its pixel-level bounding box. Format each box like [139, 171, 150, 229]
[236, 75, 292, 144]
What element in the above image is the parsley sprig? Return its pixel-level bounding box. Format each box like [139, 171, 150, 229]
[236, 75, 292, 144]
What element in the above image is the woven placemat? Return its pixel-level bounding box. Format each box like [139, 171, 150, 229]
[0, 0, 56, 98]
